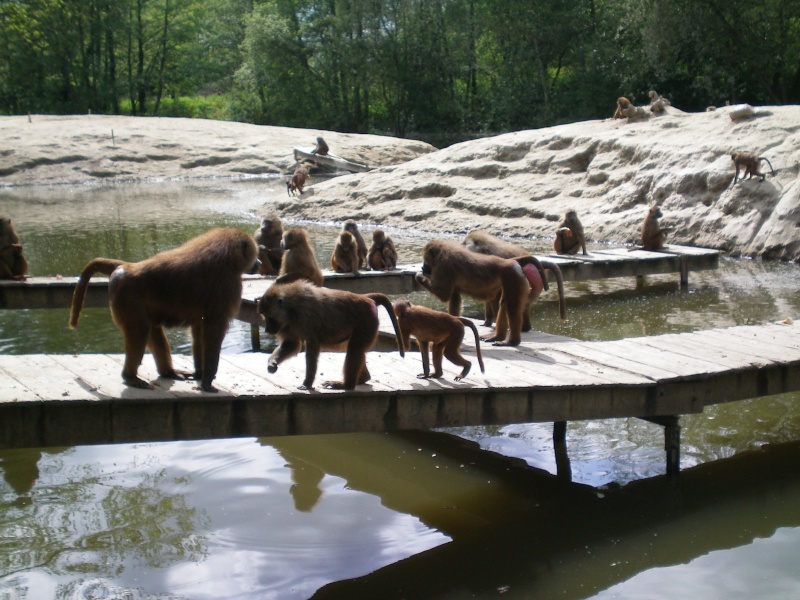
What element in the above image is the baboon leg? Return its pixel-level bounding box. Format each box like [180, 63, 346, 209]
[448, 292, 462, 317]
[268, 338, 302, 373]
[359, 364, 371, 385]
[443, 331, 470, 380]
[120, 323, 151, 389]
[148, 325, 180, 380]
[486, 302, 510, 343]
[198, 318, 228, 392]
[431, 342, 446, 378]
[416, 339, 432, 379]
[302, 341, 321, 390]
[326, 340, 366, 390]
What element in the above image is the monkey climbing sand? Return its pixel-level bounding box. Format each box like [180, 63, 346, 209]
[259, 280, 404, 390]
[731, 152, 775, 184]
[69, 228, 258, 392]
[393, 299, 485, 381]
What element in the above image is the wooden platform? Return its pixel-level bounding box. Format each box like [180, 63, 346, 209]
[1, 320, 796, 453]
[0, 245, 720, 321]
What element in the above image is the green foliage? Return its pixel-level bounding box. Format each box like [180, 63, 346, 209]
[3, 0, 800, 133]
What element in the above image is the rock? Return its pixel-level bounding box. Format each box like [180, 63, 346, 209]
[0, 115, 435, 186]
[272, 105, 800, 261]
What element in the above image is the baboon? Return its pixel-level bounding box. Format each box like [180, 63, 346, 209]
[287, 166, 310, 196]
[0, 216, 27, 280]
[640, 205, 670, 250]
[415, 240, 545, 346]
[613, 97, 632, 119]
[259, 280, 404, 390]
[462, 231, 567, 328]
[276, 228, 324, 286]
[342, 220, 368, 268]
[553, 209, 588, 255]
[312, 137, 329, 156]
[393, 299, 485, 382]
[69, 228, 258, 392]
[0, 244, 27, 280]
[330, 230, 360, 275]
[731, 152, 775, 184]
[648, 90, 671, 114]
[254, 214, 284, 276]
[367, 229, 397, 271]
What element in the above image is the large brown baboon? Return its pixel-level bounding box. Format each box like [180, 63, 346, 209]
[276, 228, 324, 286]
[553, 209, 588, 256]
[415, 240, 541, 346]
[367, 229, 398, 271]
[312, 136, 329, 156]
[393, 299, 485, 381]
[254, 214, 284, 276]
[259, 280, 404, 390]
[731, 152, 775, 184]
[342, 220, 368, 269]
[462, 231, 566, 328]
[330, 230, 360, 275]
[69, 228, 258, 392]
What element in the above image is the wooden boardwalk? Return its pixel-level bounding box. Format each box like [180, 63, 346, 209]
[0, 245, 719, 318]
[1, 320, 797, 473]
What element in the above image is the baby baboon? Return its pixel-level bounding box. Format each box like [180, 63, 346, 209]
[416, 240, 544, 346]
[276, 228, 324, 286]
[462, 230, 566, 328]
[287, 166, 310, 196]
[648, 90, 671, 114]
[393, 299, 485, 382]
[640, 205, 670, 250]
[254, 214, 284, 276]
[342, 220, 368, 268]
[553, 209, 588, 255]
[69, 228, 258, 392]
[367, 229, 397, 271]
[259, 280, 404, 390]
[330, 230, 360, 275]
[0, 215, 27, 280]
[312, 137, 329, 156]
[731, 151, 775, 184]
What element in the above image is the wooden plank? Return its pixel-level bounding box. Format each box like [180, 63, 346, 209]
[0, 354, 98, 401]
[689, 328, 800, 363]
[582, 338, 729, 378]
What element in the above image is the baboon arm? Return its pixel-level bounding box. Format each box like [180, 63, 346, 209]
[268, 337, 302, 373]
[302, 341, 321, 389]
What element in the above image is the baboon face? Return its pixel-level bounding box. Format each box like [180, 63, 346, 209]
[259, 294, 285, 335]
[650, 206, 663, 219]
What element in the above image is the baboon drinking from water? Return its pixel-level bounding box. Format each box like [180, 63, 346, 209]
[259, 280, 404, 390]
[731, 152, 775, 184]
[393, 299, 485, 382]
[69, 228, 258, 392]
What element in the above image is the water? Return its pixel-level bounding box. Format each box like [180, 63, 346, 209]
[1, 179, 799, 599]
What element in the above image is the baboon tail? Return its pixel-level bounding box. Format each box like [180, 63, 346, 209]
[539, 259, 567, 321]
[514, 255, 549, 291]
[367, 293, 405, 357]
[760, 157, 776, 175]
[460, 318, 486, 374]
[69, 258, 125, 329]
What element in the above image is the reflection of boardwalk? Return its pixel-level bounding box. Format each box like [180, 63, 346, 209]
[1, 321, 798, 475]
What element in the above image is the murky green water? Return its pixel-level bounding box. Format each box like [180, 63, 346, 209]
[1, 180, 799, 599]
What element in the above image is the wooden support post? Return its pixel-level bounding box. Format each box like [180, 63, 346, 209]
[250, 323, 261, 351]
[552, 421, 572, 482]
[640, 415, 681, 476]
[679, 256, 689, 287]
